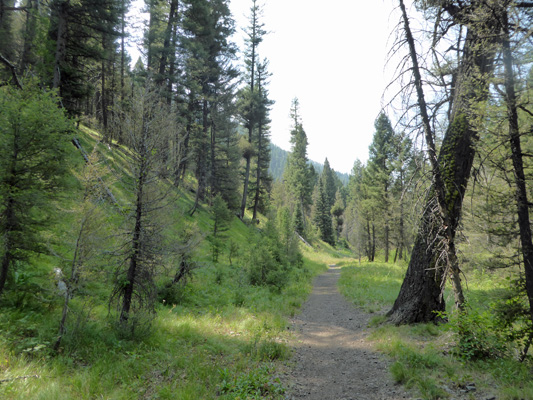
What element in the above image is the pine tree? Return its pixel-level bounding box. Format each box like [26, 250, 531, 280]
[0, 80, 71, 295]
[238, 0, 267, 219]
[366, 113, 396, 262]
[251, 58, 273, 220]
[331, 190, 345, 242]
[314, 179, 335, 245]
[321, 158, 337, 211]
[284, 98, 312, 220]
[182, 0, 237, 215]
[113, 85, 173, 328]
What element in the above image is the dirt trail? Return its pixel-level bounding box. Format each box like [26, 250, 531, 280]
[284, 265, 412, 400]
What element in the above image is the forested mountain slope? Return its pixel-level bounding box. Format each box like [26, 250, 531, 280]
[269, 142, 349, 185]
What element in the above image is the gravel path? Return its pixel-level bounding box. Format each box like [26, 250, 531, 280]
[284, 265, 412, 400]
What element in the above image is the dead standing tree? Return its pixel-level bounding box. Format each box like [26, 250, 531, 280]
[111, 84, 175, 333]
[387, 0, 500, 324]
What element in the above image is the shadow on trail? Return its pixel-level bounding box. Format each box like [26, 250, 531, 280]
[286, 266, 410, 400]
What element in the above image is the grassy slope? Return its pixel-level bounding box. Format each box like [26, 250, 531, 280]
[0, 125, 331, 400]
[339, 259, 533, 400]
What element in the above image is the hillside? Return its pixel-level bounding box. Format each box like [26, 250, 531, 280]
[269, 142, 350, 185]
[0, 123, 344, 399]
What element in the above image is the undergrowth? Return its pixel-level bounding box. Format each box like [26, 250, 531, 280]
[0, 126, 327, 399]
[339, 260, 533, 400]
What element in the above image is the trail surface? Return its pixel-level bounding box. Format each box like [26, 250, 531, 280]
[284, 265, 411, 400]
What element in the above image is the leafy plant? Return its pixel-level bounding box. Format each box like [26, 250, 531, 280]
[447, 306, 508, 361]
[218, 365, 285, 399]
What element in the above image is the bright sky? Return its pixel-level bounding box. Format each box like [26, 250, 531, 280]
[128, 0, 401, 174]
[229, 0, 399, 173]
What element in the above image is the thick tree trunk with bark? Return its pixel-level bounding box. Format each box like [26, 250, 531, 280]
[388, 1, 498, 324]
[501, 10, 533, 330]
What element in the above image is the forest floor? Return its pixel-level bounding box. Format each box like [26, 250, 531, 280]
[282, 265, 413, 400]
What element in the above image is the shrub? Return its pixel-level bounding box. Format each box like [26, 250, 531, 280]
[245, 222, 289, 291]
[448, 306, 508, 361]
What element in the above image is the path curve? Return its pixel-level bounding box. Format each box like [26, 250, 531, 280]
[285, 265, 412, 400]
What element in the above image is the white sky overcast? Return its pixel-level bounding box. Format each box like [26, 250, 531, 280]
[128, 0, 403, 174]
[231, 0, 400, 174]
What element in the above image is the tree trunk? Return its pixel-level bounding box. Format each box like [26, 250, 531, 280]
[371, 222, 376, 262]
[52, 0, 68, 90]
[101, 55, 108, 139]
[388, 1, 497, 324]
[252, 122, 263, 221]
[157, 0, 178, 88]
[501, 9, 533, 330]
[385, 221, 389, 262]
[0, 198, 14, 295]
[190, 99, 208, 216]
[120, 152, 146, 323]
[118, 0, 126, 144]
[240, 155, 251, 219]
[20, 0, 36, 73]
[366, 220, 372, 260]
[0, 131, 19, 295]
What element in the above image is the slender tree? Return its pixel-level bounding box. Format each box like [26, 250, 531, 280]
[239, 0, 267, 219]
[251, 58, 273, 221]
[284, 98, 312, 222]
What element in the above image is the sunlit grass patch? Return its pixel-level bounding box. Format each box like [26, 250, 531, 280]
[338, 261, 406, 312]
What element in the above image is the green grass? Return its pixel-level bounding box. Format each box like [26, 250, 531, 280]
[0, 125, 326, 399]
[338, 261, 407, 313]
[338, 259, 533, 400]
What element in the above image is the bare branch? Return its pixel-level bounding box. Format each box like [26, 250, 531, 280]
[0, 53, 23, 89]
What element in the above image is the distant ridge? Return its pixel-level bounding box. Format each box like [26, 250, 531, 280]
[269, 143, 350, 185]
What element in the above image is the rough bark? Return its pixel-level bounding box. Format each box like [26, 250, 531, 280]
[120, 146, 146, 323]
[388, 1, 498, 324]
[501, 9, 533, 332]
[157, 0, 178, 88]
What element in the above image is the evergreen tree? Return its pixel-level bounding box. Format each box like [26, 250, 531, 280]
[238, 0, 267, 219]
[113, 85, 173, 328]
[48, 0, 123, 115]
[314, 179, 335, 245]
[284, 98, 312, 221]
[251, 58, 274, 220]
[0, 80, 71, 295]
[182, 0, 237, 215]
[366, 113, 396, 262]
[331, 190, 345, 242]
[321, 158, 337, 211]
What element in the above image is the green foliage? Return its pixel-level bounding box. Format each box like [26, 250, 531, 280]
[313, 179, 335, 245]
[245, 214, 304, 291]
[492, 276, 533, 357]
[0, 80, 71, 294]
[445, 306, 508, 361]
[339, 262, 406, 312]
[283, 98, 313, 211]
[218, 365, 285, 399]
[246, 226, 289, 291]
